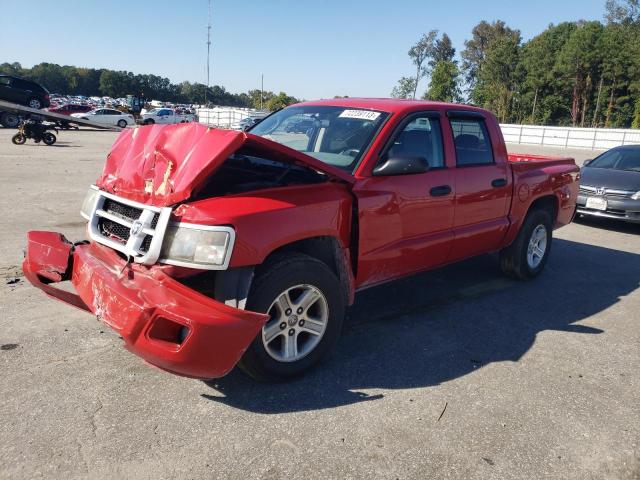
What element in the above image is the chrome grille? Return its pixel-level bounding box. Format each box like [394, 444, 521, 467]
[579, 185, 635, 199]
[87, 190, 172, 265]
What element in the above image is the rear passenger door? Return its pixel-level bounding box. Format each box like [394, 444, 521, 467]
[447, 112, 511, 262]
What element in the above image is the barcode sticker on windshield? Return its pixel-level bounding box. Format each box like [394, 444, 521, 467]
[339, 110, 381, 121]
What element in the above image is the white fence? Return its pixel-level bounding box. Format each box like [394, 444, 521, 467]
[501, 123, 640, 150]
[197, 107, 268, 129]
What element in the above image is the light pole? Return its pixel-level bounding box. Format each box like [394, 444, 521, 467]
[260, 74, 264, 110]
[205, 0, 211, 106]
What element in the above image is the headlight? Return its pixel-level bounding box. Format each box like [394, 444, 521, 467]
[80, 185, 99, 220]
[159, 224, 235, 269]
[632, 191, 640, 200]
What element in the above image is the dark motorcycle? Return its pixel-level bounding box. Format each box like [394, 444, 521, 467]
[12, 118, 58, 145]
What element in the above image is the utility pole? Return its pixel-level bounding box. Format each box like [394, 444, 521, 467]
[260, 74, 264, 110]
[205, 0, 211, 106]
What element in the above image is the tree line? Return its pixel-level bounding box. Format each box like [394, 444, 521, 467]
[392, 0, 640, 128]
[0, 61, 298, 111]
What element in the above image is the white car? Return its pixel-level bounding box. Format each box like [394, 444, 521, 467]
[141, 108, 195, 125]
[71, 108, 134, 128]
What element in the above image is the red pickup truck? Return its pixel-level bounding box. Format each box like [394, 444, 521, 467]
[23, 99, 579, 381]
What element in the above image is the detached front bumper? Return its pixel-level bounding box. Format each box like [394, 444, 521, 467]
[22, 231, 268, 379]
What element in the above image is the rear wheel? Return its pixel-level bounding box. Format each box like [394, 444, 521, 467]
[11, 133, 26, 145]
[42, 132, 56, 145]
[500, 209, 553, 280]
[238, 253, 345, 381]
[27, 98, 43, 109]
[143, 119, 155, 125]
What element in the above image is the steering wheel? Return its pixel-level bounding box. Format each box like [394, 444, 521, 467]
[339, 148, 360, 158]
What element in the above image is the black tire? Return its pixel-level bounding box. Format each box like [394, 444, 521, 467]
[143, 119, 155, 125]
[499, 209, 553, 280]
[238, 253, 345, 381]
[42, 132, 56, 145]
[27, 98, 43, 109]
[11, 133, 26, 145]
[117, 119, 127, 128]
[1, 112, 20, 128]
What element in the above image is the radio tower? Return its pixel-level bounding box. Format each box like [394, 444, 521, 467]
[205, 0, 212, 105]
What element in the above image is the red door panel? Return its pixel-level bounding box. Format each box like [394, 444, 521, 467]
[354, 170, 455, 289]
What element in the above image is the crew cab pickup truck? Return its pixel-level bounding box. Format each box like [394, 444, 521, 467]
[23, 99, 579, 381]
[140, 108, 195, 125]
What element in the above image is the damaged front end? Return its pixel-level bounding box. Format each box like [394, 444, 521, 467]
[23, 231, 268, 379]
[23, 122, 353, 379]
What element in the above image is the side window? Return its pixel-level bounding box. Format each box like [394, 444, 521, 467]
[449, 118, 494, 166]
[13, 79, 33, 91]
[0, 77, 10, 86]
[387, 115, 445, 168]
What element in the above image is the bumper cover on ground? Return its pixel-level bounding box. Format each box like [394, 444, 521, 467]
[22, 231, 268, 379]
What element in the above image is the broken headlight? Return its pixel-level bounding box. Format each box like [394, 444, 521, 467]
[159, 224, 235, 269]
[80, 185, 99, 220]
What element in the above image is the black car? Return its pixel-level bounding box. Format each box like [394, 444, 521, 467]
[0, 75, 50, 109]
[577, 145, 640, 224]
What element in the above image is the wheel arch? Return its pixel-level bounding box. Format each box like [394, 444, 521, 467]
[527, 194, 558, 222]
[257, 235, 355, 305]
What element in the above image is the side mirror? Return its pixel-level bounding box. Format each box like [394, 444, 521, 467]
[373, 155, 430, 176]
[583, 159, 593, 166]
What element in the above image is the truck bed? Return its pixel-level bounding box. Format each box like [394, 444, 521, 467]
[508, 153, 575, 165]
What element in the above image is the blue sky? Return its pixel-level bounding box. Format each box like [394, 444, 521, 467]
[0, 0, 606, 99]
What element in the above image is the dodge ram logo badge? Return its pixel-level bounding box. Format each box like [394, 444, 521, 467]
[596, 187, 606, 196]
[130, 220, 144, 236]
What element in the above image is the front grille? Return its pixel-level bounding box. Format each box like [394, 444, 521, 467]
[579, 185, 634, 199]
[103, 198, 142, 222]
[98, 217, 130, 244]
[88, 191, 171, 265]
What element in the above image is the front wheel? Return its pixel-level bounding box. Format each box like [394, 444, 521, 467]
[42, 132, 56, 145]
[1, 112, 20, 128]
[238, 253, 345, 381]
[117, 119, 127, 128]
[143, 119, 155, 125]
[11, 133, 26, 145]
[500, 209, 553, 280]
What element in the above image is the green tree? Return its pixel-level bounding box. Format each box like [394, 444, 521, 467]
[392, 30, 437, 99]
[390, 76, 417, 99]
[461, 20, 521, 88]
[461, 21, 521, 121]
[266, 92, 298, 111]
[605, 0, 640, 24]
[424, 61, 461, 102]
[430, 33, 455, 67]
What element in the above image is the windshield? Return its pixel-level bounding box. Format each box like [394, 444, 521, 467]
[588, 148, 640, 172]
[249, 105, 388, 171]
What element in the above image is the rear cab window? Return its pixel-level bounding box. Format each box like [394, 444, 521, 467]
[449, 117, 494, 166]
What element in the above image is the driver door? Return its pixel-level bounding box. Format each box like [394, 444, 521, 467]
[353, 112, 455, 289]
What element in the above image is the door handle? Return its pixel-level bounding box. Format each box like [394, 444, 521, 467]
[491, 178, 507, 188]
[429, 185, 452, 197]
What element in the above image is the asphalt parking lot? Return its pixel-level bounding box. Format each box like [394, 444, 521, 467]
[0, 128, 638, 480]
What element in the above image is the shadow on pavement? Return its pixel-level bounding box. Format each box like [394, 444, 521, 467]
[574, 215, 640, 235]
[203, 238, 639, 413]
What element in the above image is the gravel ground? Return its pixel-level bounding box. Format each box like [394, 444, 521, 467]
[0, 128, 638, 479]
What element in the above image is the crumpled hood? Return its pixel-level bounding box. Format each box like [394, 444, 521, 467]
[97, 123, 353, 207]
